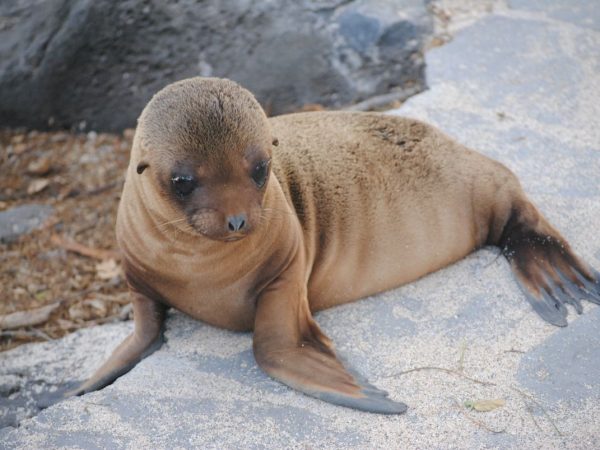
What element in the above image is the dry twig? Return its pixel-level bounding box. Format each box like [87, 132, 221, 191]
[395, 366, 496, 386]
[510, 386, 562, 437]
[395, 364, 562, 438]
[51, 234, 120, 261]
[0, 301, 62, 330]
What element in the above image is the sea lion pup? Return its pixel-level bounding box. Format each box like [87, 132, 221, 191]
[72, 77, 600, 414]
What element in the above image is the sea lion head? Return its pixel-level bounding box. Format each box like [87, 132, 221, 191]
[133, 77, 278, 242]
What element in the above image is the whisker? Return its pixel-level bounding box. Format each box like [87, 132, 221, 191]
[158, 217, 188, 227]
[262, 208, 298, 218]
[156, 216, 199, 237]
[260, 211, 287, 223]
[262, 207, 294, 215]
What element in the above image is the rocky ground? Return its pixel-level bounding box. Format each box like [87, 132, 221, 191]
[0, 130, 133, 352]
[1, 0, 599, 448]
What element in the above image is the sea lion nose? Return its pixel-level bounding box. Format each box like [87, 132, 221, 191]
[227, 214, 247, 232]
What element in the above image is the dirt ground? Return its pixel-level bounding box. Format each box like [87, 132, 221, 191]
[0, 129, 135, 351]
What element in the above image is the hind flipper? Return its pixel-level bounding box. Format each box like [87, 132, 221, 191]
[500, 206, 600, 326]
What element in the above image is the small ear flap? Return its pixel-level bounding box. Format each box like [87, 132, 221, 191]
[136, 162, 149, 174]
[272, 137, 279, 147]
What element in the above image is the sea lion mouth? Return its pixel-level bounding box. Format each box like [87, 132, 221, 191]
[222, 235, 246, 242]
[191, 226, 249, 242]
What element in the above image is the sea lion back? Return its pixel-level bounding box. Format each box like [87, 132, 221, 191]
[269, 111, 484, 310]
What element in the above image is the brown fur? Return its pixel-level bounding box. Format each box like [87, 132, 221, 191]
[72, 77, 599, 414]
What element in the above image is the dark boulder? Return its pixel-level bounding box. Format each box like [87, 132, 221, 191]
[0, 0, 431, 131]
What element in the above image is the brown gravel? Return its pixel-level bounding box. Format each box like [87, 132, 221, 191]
[0, 128, 135, 351]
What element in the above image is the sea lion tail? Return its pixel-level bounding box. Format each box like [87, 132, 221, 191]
[498, 202, 600, 326]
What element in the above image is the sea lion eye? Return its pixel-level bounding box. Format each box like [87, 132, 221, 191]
[251, 160, 270, 188]
[171, 175, 197, 198]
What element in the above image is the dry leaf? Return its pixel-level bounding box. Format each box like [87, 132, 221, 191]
[27, 178, 50, 195]
[119, 304, 133, 320]
[464, 399, 506, 412]
[12, 287, 27, 297]
[12, 143, 28, 154]
[10, 134, 24, 145]
[56, 318, 76, 330]
[34, 290, 49, 301]
[96, 259, 121, 280]
[68, 298, 108, 321]
[123, 128, 136, 140]
[0, 301, 61, 330]
[27, 157, 52, 175]
[68, 304, 89, 321]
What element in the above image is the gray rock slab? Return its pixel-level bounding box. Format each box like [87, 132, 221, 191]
[0, 0, 431, 131]
[517, 307, 600, 407]
[0, 323, 132, 429]
[508, 0, 600, 31]
[2, 3, 600, 449]
[0, 204, 54, 243]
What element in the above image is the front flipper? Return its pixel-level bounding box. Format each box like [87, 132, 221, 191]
[253, 268, 407, 414]
[66, 291, 166, 396]
[500, 205, 600, 326]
